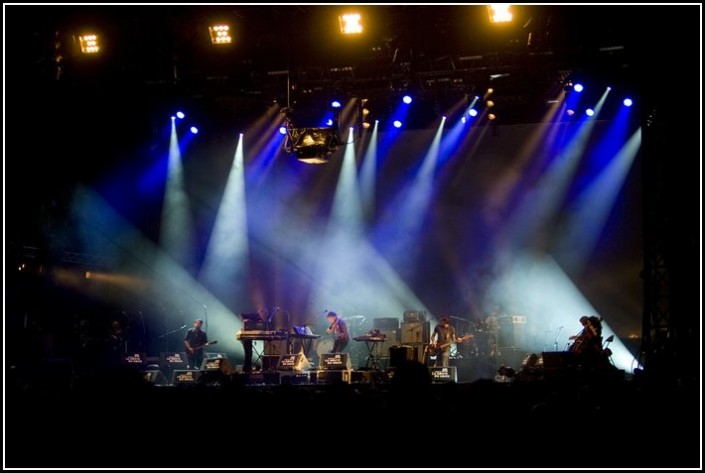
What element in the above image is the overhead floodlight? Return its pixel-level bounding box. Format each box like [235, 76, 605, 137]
[488, 113, 496, 121]
[402, 95, 413, 104]
[623, 98, 633, 107]
[339, 13, 363, 34]
[468, 108, 478, 117]
[573, 83, 584, 93]
[285, 127, 341, 164]
[393, 120, 403, 128]
[190, 126, 199, 134]
[331, 100, 342, 108]
[209, 25, 232, 44]
[585, 109, 594, 117]
[488, 5, 513, 23]
[78, 34, 100, 54]
[176, 111, 185, 119]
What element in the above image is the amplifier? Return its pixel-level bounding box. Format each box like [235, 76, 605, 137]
[319, 352, 352, 370]
[429, 366, 457, 383]
[313, 370, 351, 384]
[401, 322, 430, 344]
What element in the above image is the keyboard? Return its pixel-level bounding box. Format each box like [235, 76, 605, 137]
[236, 330, 289, 341]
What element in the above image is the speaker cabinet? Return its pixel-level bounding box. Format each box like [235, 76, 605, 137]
[389, 345, 414, 367]
[373, 317, 399, 331]
[401, 322, 430, 344]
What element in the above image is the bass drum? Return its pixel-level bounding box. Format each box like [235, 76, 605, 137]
[316, 339, 334, 360]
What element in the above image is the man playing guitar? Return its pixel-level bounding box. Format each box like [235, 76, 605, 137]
[429, 316, 471, 367]
[183, 319, 209, 369]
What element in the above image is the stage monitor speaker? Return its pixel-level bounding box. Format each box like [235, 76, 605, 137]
[171, 369, 201, 385]
[142, 370, 169, 386]
[200, 357, 234, 375]
[319, 352, 352, 370]
[277, 353, 309, 371]
[123, 353, 147, 368]
[373, 317, 399, 331]
[401, 321, 430, 344]
[160, 352, 188, 370]
[429, 366, 458, 383]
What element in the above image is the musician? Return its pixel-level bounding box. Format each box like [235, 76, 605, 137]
[241, 307, 268, 372]
[183, 319, 208, 369]
[568, 315, 603, 363]
[325, 311, 349, 353]
[431, 316, 457, 367]
[107, 320, 127, 367]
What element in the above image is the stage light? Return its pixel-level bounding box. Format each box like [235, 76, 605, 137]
[402, 95, 413, 104]
[393, 120, 403, 128]
[209, 25, 232, 44]
[331, 100, 342, 108]
[326, 119, 334, 126]
[488, 5, 513, 23]
[623, 98, 633, 107]
[339, 13, 363, 34]
[566, 109, 575, 116]
[573, 83, 584, 93]
[78, 34, 100, 54]
[461, 116, 467, 124]
[279, 126, 287, 135]
[285, 127, 341, 164]
[468, 108, 478, 117]
[190, 126, 199, 134]
[488, 113, 496, 121]
[486, 100, 495, 108]
[176, 111, 185, 119]
[585, 108, 594, 117]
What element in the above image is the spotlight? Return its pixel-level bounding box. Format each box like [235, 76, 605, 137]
[190, 126, 199, 134]
[402, 95, 413, 104]
[78, 34, 100, 54]
[393, 120, 403, 128]
[339, 13, 363, 35]
[566, 109, 575, 116]
[176, 111, 185, 119]
[573, 83, 584, 93]
[488, 113, 496, 121]
[325, 119, 334, 126]
[285, 127, 341, 164]
[585, 108, 594, 117]
[461, 116, 467, 124]
[209, 25, 232, 44]
[486, 100, 495, 108]
[331, 100, 342, 108]
[623, 98, 633, 107]
[278, 126, 287, 135]
[487, 4, 513, 23]
[468, 108, 478, 117]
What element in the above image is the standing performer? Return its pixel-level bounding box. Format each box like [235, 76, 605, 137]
[325, 311, 349, 353]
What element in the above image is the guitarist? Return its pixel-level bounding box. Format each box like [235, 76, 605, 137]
[183, 319, 209, 369]
[430, 316, 457, 367]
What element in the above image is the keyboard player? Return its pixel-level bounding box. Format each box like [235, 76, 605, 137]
[240, 307, 269, 372]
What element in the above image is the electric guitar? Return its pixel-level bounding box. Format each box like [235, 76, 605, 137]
[185, 340, 218, 354]
[425, 334, 472, 355]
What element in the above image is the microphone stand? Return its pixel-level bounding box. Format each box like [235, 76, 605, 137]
[158, 324, 188, 353]
[553, 326, 563, 351]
